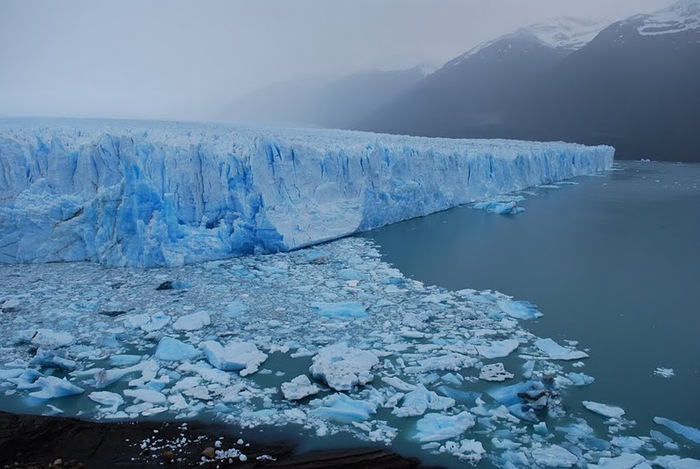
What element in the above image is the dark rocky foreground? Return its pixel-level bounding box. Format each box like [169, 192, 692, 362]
[0, 412, 428, 468]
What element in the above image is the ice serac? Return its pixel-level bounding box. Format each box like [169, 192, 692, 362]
[0, 119, 614, 267]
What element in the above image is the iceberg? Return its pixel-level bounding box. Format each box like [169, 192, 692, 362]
[0, 119, 614, 267]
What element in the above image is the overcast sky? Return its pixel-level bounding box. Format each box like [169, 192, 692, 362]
[0, 0, 674, 121]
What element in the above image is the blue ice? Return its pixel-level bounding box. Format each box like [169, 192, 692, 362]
[0, 119, 614, 267]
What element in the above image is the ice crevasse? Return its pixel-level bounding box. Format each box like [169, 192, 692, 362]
[0, 119, 614, 267]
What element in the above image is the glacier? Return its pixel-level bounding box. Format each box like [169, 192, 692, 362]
[0, 118, 613, 267]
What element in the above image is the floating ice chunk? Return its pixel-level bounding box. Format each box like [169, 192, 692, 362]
[89, 391, 124, 411]
[312, 393, 378, 423]
[404, 353, 477, 374]
[123, 388, 167, 404]
[338, 269, 364, 281]
[654, 367, 675, 378]
[565, 372, 594, 386]
[531, 444, 578, 467]
[414, 411, 476, 442]
[108, 355, 142, 367]
[0, 369, 24, 380]
[611, 436, 645, 451]
[310, 344, 378, 391]
[444, 439, 486, 464]
[473, 200, 525, 215]
[654, 417, 700, 444]
[583, 401, 625, 419]
[392, 384, 455, 417]
[172, 311, 211, 331]
[140, 313, 171, 332]
[28, 376, 84, 399]
[589, 453, 646, 469]
[488, 381, 540, 407]
[30, 349, 76, 370]
[497, 300, 542, 320]
[381, 376, 417, 392]
[281, 375, 320, 401]
[8, 369, 43, 389]
[124, 313, 150, 329]
[534, 338, 588, 360]
[479, 363, 514, 382]
[155, 337, 200, 361]
[93, 360, 158, 388]
[476, 339, 519, 359]
[30, 329, 74, 349]
[201, 341, 268, 376]
[224, 300, 249, 318]
[436, 386, 480, 405]
[652, 456, 700, 469]
[310, 301, 367, 319]
[124, 313, 170, 332]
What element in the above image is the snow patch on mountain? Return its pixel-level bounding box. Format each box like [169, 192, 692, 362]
[637, 0, 700, 36]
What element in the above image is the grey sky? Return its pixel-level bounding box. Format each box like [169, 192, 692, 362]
[0, 0, 673, 121]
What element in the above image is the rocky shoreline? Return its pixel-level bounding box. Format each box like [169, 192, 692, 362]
[0, 412, 427, 468]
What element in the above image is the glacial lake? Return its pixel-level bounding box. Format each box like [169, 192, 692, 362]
[1, 160, 698, 467]
[363, 160, 700, 446]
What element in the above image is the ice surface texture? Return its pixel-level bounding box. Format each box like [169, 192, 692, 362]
[0, 119, 614, 267]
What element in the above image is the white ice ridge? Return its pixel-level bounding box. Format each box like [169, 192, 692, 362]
[0, 118, 614, 267]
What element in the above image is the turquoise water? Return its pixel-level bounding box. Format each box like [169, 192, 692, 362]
[363, 161, 700, 446]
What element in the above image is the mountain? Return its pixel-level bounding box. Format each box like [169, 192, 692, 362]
[359, 2, 700, 162]
[219, 67, 426, 129]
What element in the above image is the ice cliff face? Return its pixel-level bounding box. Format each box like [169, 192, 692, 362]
[0, 119, 614, 267]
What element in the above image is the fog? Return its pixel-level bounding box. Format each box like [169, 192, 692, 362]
[0, 0, 673, 121]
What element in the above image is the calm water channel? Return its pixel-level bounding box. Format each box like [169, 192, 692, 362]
[363, 160, 700, 443]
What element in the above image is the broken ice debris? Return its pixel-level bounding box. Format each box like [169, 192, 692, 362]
[391, 384, 455, 417]
[281, 375, 320, 401]
[534, 338, 588, 360]
[414, 411, 476, 442]
[472, 200, 525, 215]
[654, 367, 675, 378]
[201, 341, 267, 376]
[310, 301, 367, 319]
[30, 349, 76, 370]
[310, 344, 378, 391]
[497, 300, 543, 320]
[479, 363, 514, 382]
[443, 439, 486, 464]
[582, 401, 625, 419]
[29, 329, 75, 349]
[531, 444, 578, 467]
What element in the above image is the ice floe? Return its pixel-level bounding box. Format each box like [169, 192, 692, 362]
[583, 401, 626, 419]
[0, 237, 696, 468]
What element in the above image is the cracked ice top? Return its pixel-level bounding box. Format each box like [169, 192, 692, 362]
[0, 119, 614, 267]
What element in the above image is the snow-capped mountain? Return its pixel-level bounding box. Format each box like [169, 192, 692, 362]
[358, 1, 700, 162]
[635, 0, 700, 36]
[447, 16, 609, 68]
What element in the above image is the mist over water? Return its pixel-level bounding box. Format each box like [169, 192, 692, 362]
[363, 161, 700, 438]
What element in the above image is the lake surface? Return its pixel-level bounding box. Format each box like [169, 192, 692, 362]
[363, 160, 700, 441]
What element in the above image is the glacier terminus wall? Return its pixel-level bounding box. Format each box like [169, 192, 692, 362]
[0, 119, 614, 267]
